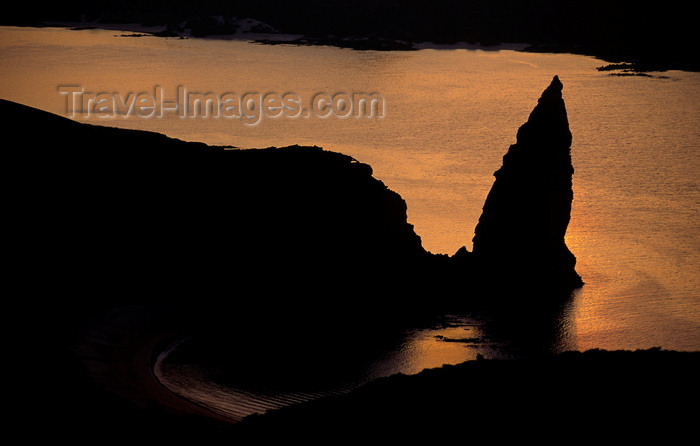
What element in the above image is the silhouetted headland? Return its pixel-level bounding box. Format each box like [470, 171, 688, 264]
[5, 77, 583, 322]
[5, 97, 432, 324]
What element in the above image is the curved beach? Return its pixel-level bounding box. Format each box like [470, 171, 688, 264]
[70, 305, 235, 425]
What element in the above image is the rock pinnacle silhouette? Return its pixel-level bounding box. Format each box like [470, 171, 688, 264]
[471, 76, 583, 291]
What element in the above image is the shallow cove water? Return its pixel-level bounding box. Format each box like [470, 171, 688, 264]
[2, 25, 698, 421]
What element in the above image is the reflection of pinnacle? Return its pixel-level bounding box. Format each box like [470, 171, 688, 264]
[471, 76, 582, 289]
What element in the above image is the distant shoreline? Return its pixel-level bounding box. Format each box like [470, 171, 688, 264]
[4, 21, 693, 74]
[11, 21, 525, 52]
[6, 0, 697, 73]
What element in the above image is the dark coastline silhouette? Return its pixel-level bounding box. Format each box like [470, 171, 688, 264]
[6, 76, 696, 443]
[4, 0, 697, 72]
[6, 77, 582, 328]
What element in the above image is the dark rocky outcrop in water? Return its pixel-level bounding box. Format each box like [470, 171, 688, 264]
[468, 76, 583, 291]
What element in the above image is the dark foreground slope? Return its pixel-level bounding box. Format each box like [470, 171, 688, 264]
[232, 348, 700, 443]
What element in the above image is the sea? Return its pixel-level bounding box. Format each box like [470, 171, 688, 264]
[2, 25, 698, 421]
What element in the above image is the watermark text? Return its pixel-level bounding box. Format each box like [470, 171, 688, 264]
[58, 85, 385, 125]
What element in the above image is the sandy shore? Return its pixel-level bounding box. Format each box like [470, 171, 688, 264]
[71, 305, 232, 421]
